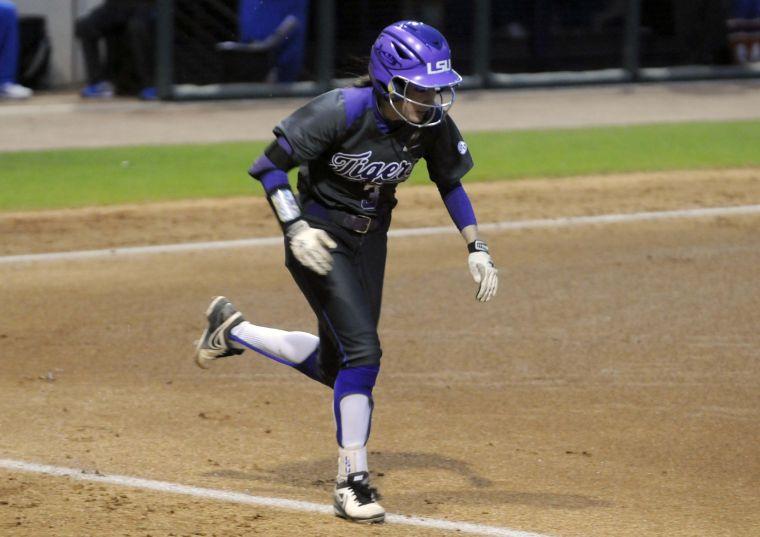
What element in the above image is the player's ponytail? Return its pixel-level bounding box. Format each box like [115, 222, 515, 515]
[352, 74, 372, 88]
[341, 55, 372, 88]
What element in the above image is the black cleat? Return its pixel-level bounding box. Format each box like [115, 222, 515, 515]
[194, 296, 245, 369]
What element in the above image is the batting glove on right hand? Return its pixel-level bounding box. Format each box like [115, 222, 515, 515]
[287, 220, 337, 276]
[467, 240, 498, 303]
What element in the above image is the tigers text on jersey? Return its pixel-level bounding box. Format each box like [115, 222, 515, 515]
[274, 86, 473, 217]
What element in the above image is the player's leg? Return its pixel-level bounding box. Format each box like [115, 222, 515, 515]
[333, 229, 386, 485]
[193, 294, 325, 372]
[0, 0, 31, 100]
[282, 224, 386, 522]
[228, 322, 319, 367]
[332, 362, 383, 523]
[313, 230, 388, 522]
[283, 233, 381, 387]
[125, 6, 157, 98]
[194, 224, 386, 521]
[0, 1, 19, 85]
[193, 236, 345, 386]
[75, 3, 131, 94]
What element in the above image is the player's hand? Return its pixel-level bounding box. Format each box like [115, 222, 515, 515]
[287, 220, 337, 276]
[467, 241, 498, 302]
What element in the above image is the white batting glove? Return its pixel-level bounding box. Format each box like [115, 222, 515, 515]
[286, 220, 337, 276]
[467, 240, 498, 303]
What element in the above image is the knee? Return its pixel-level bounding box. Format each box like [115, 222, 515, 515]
[334, 366, 379, 449]
[334, 365, 380, 401]
[343, 337, 382, 368]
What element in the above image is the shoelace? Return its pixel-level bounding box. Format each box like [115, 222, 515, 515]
[350, 481, 380, 506]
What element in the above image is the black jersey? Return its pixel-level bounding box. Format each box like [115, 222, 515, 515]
[274, 86, 473, 217]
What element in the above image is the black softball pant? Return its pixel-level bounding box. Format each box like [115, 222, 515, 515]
[285, 218, 387, 388]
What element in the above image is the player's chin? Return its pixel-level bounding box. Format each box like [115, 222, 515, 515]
[407, 110, 427, 124]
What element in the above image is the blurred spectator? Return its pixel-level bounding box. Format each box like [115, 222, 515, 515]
[75, 0, 157, 100]
[727, 0, 760, 63]
[237, 0, 309, 82]
[0, 0, 32, 99]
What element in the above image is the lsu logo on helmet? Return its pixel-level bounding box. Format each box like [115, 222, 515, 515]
[426, 59, 451, 74]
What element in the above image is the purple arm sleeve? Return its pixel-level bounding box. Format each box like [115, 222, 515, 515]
[276, 135, 293, 154]
[442, 184, 477, 230]
[248, 136, 296, 194]
[248, 155, 289, 194]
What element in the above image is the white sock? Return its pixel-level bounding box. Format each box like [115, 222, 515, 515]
[229, 322, 318, 365]
[337, 446, 368, 482]
[339, 394, 372, 447]
[336, 394, 372, 481]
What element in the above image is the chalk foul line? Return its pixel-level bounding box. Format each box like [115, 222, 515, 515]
[0, 458, 552, 537]
[2, 204, 759, 265]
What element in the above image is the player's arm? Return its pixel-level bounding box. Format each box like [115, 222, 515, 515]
[438, 182, 498, 302]
[427, 115, 497, 302]
[249, 136, 336, 275]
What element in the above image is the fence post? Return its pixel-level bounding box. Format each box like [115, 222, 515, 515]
[156, 0, 174, 99]
[315, 0, 336, 91]
[472, 0, 491, 86]
[623, 0, 641, 81]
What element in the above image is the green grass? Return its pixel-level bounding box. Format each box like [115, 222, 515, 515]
[2, 120, 759, 211]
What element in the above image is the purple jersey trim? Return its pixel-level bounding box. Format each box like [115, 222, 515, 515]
[443, 184, 477, 230]
[341, 87, 369, 130]
[341, 86, 393, 134]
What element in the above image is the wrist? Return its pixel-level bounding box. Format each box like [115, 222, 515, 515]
[266, 186, 304, 234]
[285, 218, 308, 238]
[467, 239, 489, 254]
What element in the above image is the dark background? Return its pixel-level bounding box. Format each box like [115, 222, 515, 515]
[17, 0, 737, 88]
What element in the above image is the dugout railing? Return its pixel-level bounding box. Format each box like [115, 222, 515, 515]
[155, 0, 760, 101]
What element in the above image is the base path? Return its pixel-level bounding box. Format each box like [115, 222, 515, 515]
[1, 80, 760, 151]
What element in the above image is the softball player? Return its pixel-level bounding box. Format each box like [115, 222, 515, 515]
[194, 20, 498, 523]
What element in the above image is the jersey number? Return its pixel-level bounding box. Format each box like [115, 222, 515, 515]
[361, 183, 380, 210]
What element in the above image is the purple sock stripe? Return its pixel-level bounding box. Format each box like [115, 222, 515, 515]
[442, 184, 477, 230]
[333, 365, 379, 447]
[229, 334, 296, 367]
[293, 348, 326, 385]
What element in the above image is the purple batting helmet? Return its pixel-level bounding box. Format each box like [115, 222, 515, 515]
[369, 21, 462, 127]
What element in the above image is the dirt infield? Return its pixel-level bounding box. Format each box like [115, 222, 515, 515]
[1, 170, 759, 536]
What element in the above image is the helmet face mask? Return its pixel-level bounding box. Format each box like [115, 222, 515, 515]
[387, 77, 456, 127]
[369, 21, 461, 128]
